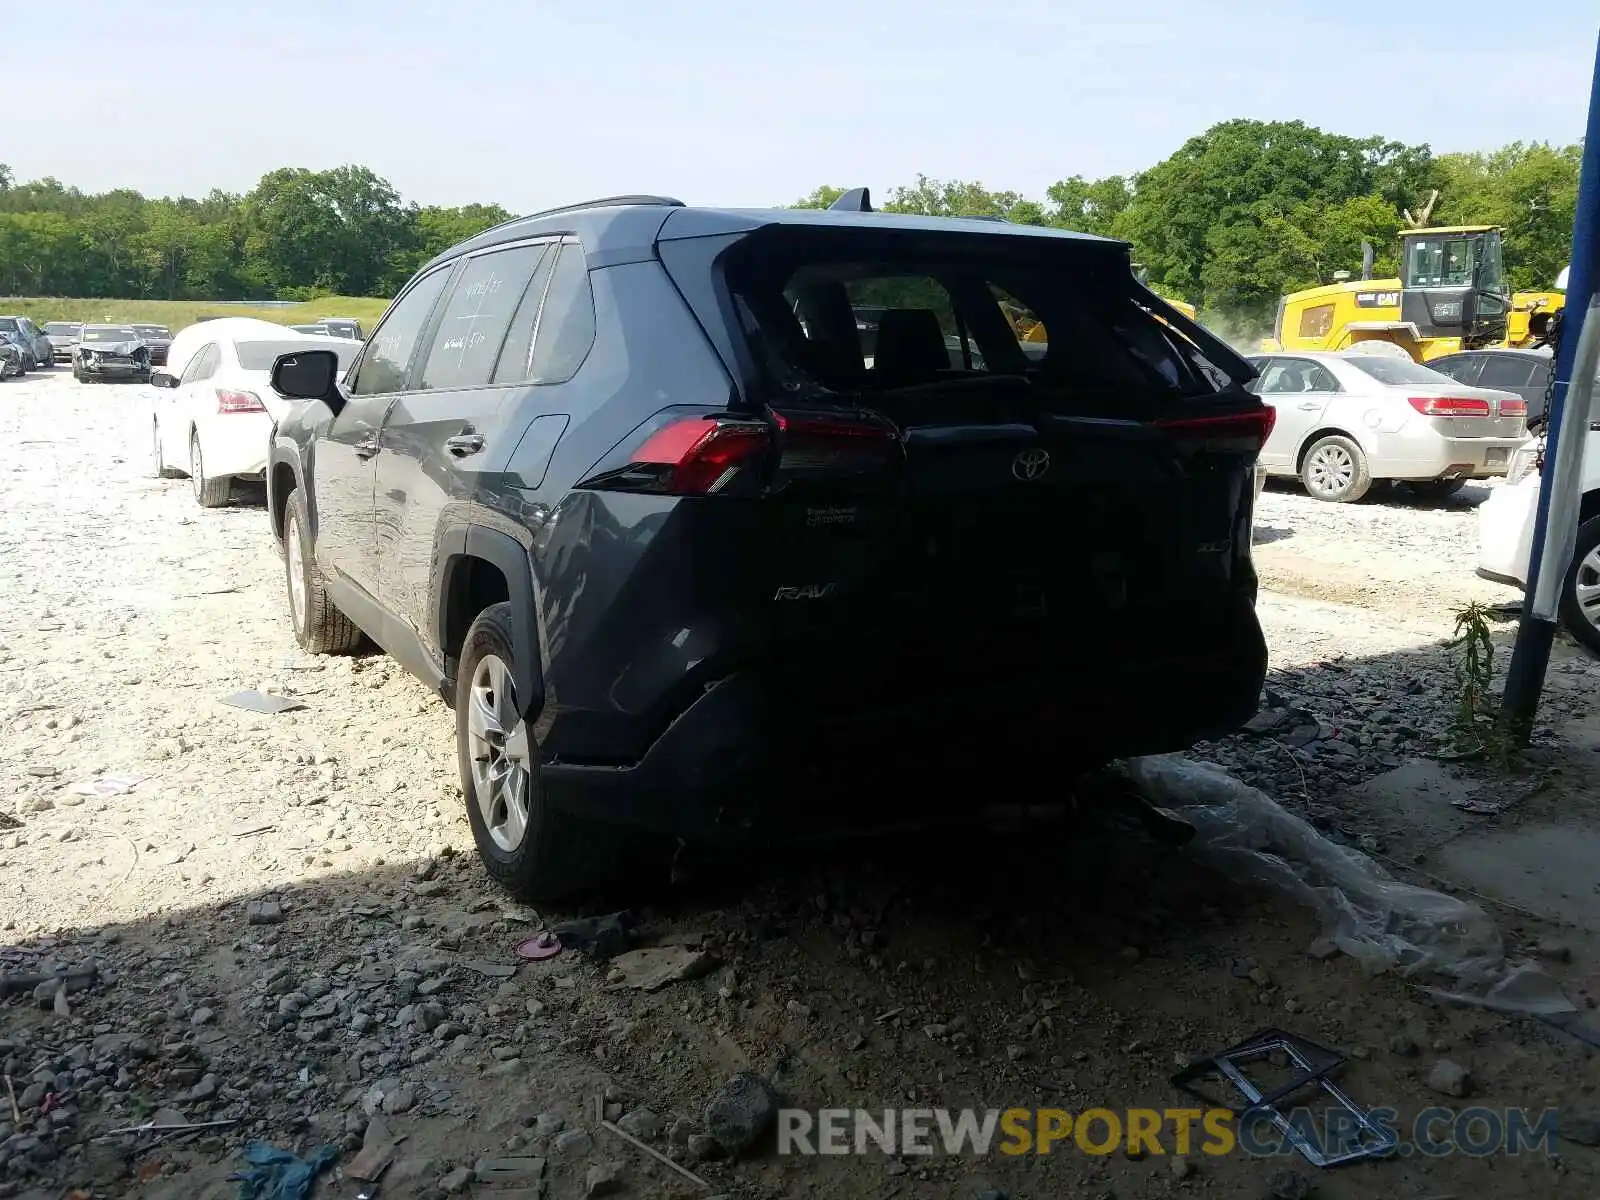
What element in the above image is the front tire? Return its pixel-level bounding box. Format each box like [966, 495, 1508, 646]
[457, 602, 615, 901]
[1300, 435, 1372, 503]
[1559, 516, 1600, 658]
[190, 432, 232, 508]
[283, 488, 362, 654]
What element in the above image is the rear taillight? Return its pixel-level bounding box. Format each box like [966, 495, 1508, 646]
[217, 388, 266, 414]
[1408, 395, 1490, 416]
[607, 417, 772, 494]
[1500, 399, 1528, 417]
[582, 410, 903, 496]
[772, 411, 901, 479]
[1154, 407, 1276, 448]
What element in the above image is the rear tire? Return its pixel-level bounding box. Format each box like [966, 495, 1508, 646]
[1300, 435, 1372, 503]
[190, 432, 232, 508]
[283, 489, 362, 655]
[1559, 516, 1600, 658]
[1407, 479, 1467, 501]
[457, 602, 618, 901]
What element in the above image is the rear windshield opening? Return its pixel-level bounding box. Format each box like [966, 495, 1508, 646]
[722, 234, 1242, 414]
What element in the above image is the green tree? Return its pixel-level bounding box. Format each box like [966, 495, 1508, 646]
[1433, 143, 1581, 291]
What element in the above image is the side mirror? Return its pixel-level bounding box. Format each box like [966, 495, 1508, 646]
[271, 349, 344, 415]
[149, 371, 178, 389]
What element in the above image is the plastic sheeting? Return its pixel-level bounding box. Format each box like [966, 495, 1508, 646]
[1125, 755, 1575, 1016]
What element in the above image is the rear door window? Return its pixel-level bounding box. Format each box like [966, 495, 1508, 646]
[180, 344, 218, 385]
[416, 243, 548, 392]
[1476, 356, 1537, 389]
[490, 244, 558, 385]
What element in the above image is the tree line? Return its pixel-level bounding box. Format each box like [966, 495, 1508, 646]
[0, 119, 1581, 326]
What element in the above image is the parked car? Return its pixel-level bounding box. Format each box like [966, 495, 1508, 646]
[0, 316, 52, 369]
[286, 324, 325, 335]
[314, 317, 363, 340]
[72, 325, 152, 383]
[0, 330, 33, 373]
[43, 322, 82, 362]
[1243, 351, 1529, 502]
[131, 324, 175, 366]
[0, 340, 23, 378]
[150, 321, 362, 507]
[264, 194, 1272, 899]
[1429, 348, 1555, 429]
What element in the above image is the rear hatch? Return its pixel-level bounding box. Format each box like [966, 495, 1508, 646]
[601, 218, 1269, 734]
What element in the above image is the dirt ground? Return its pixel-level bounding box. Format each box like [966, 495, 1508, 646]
[6, 370, 1600, 1200]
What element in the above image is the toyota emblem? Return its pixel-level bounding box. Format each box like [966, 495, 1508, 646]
[1012, 448, 1051, 481]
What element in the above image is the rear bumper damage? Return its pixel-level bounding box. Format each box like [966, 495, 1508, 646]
[539, 605, 1267, 843]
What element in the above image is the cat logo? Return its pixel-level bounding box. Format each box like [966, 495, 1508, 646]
[1354, 291, 1401, 308]
[773, 583, 837, 601]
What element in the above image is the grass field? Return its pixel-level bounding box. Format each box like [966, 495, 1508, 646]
[0, 296, 391, 333]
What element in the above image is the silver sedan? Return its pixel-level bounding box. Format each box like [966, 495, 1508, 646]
[1245, 350, 1529, 502]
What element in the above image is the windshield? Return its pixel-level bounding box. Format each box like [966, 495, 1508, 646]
[0, 319, 18, 332]
[1343, 356, 1457, 386]
[43, 323, 80, 336]
[236, 339, 359, 372]
[81, 327, 138, 342]
[1407, 236, 1479, 288]
[133, 325, 171, 338]
[1477, 236, 1505, 292]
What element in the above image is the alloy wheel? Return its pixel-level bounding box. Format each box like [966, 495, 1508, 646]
[466, 653, 532, 853]
[1306, 444, 1354, 499]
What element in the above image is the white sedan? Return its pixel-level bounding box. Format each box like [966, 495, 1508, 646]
[151, 330, 360, 507]
[1244, 351, 1529, 502]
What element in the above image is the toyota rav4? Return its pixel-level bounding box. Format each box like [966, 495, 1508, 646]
[265, 192, 1271, 900]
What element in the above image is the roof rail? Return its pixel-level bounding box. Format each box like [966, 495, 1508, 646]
[830, 187, 872, 213]
[469, 195, 686, 241]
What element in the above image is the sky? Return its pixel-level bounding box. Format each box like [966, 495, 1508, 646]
[5, 0, 1597, 213]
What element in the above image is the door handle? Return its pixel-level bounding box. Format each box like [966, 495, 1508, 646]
[353, 434, 379, 459]
[1298, 401, 1322, 411]
[446, 432, 485, 457]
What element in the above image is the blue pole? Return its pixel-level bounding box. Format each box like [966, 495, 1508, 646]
[1501, 28, 1600, 736]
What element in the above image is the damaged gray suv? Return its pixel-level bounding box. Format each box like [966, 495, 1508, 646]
[265, 191, 1270, 900]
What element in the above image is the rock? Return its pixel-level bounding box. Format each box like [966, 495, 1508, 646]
[616, 1107, 662, 1141]
[586, 1161, 623, 1197]
[1171, 1155, 1193, 1179]
[381, 1083, 418, 1115]
[1427, 1059, 1471, 1098]
[1248, 967, 1272, 988]
[551, 1128, 594, 1158]
[246, 900, 284, 925]
[686, 1133, 723, 1163]
[191, 1006, 216, 1026]
[667, 1117, 697, 1149]
[1561, 1112, 1600, 1147]
[1266, 1167, 1310, 1200]
[534, 1112, 566, 1138]
[786, 999, 813, 1018]
[1304, 938, 1340, 961]
[188, 1074, 219, 1101]
[1387, 1035, 1419, 1057]
[704, 1071, 778, 1156]
[1538, 938, 1573, 963]
[605, 945, 715, 992]
[438, 1165, 474, 1193]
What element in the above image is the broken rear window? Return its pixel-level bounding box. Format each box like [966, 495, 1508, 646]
[726, 236, 1238, 403]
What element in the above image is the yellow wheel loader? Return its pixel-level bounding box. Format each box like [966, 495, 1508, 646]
[1264, 226, 1565, 361]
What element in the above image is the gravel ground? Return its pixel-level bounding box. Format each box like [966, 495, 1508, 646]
[5, 370, 1600, 1200]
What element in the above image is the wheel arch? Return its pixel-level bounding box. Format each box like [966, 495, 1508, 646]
[437, 524, 545, 723]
